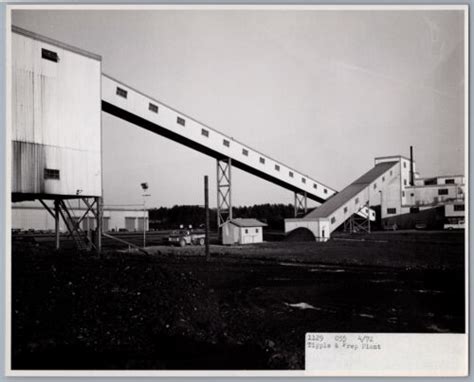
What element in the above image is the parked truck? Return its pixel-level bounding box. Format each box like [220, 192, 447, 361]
[168, 229, 205, 247]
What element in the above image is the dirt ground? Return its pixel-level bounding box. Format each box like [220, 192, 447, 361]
[11, 231, 465, 370]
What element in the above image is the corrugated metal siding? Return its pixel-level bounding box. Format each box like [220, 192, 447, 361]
[12, 32, 102, 197]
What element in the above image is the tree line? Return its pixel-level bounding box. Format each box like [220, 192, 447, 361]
[148, 203, 298, 230]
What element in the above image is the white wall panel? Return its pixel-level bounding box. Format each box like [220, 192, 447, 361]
[12, 31, 102, 197]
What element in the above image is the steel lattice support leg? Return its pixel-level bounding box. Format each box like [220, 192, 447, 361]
[217, 158, 232, 235]
[95, 196, 103, 254]
[294, 192, 307, 217]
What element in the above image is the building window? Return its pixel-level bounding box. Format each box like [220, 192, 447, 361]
[373, 183, 377, 189]
[44, 168, 60, 180]
[201, 128, 209, 137]
[245, 229, 248, 234]
[302, 177, 306, 184]
[177, 116, 185, 126]
[402, 191, 405, 197]
[331, 217, 336, 224]
[275, 164, 280, 171]
[149, 103, 159, 113]
[343, 207, 348, 214]
[242, 148, 249, 156]
[424, 178, 437, 186]
[116, 87, 128, 98]
[454, 204, 465, 211]
[445, 179, 455, 184]
[313, 183, 317, 189]
[260, 157, 265, 164]
[438, 188, 449, 196]
[223, 139, 230, 147]
[324, 189, 328, 194]
[289, 171, 294, 178]
[404, 162, 407, 168]
[41, 48, 59, 62]
[256, 228, 259, 233]
[382, 176, 385, 182]
[411, 193, 414, 197]
[355, 197, 359, 204]
[410, 207, 420, 213]
[390, 170, 393, 176]
[403, 179, 407, 186]
[387, 208, 397, 214]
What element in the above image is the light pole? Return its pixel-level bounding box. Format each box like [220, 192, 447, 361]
[140, 182, 150, 247]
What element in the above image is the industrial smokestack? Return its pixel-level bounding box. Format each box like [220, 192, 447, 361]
[410, 146, 414, 186]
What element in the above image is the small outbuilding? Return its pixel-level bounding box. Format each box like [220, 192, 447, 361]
[222, 218, 267, 245]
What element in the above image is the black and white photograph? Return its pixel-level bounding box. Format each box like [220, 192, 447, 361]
[4, 4, 468, 376]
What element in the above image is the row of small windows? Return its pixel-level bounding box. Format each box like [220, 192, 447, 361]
[244, 228, 259, 234]
[113, 84, 327, 192]
[116, 87, 190, 127]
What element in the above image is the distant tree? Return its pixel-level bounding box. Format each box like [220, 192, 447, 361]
[149, 203, 296, 230]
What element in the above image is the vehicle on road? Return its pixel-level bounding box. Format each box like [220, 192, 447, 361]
[168, 230, 206, 247]
[444, 220, 465, 230]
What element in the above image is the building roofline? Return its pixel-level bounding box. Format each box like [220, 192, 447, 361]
[12, 205, 144, 212]
[415, 175, 465, 180]
[12, 25, 102, 61]
[228, 219, 268, 227]
[375, 155, 411, 162]
[406, 183, 464, 189]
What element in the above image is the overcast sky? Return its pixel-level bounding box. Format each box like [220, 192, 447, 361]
[12, 8, 465, 209]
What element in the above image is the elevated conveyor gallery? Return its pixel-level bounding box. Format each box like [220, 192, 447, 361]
[101, 74, 374, 223]
[285, 161, 398, 241]
[101, 74, 336, 204]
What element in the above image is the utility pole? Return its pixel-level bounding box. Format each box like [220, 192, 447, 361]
[204, 175, 210, 262]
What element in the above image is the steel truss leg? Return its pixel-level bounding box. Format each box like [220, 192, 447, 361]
[294, 192, 307, 217]
[95, 197, 102, 254]
[217, 158, 232, 236]
[344, 203, 371, 234]
[81, 197, 103, 254]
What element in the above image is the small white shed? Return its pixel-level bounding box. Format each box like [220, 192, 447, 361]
[222, 218, 267, 245]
